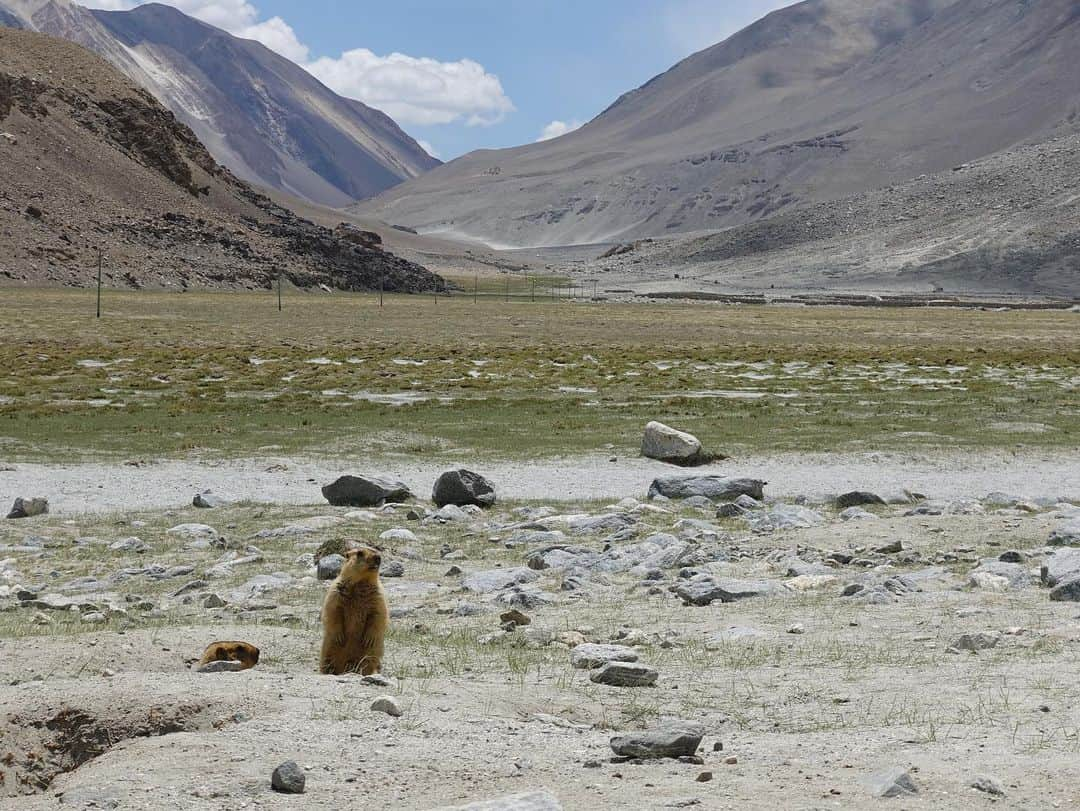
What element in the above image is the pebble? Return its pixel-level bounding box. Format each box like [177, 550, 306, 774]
[271, 761, 305, 794]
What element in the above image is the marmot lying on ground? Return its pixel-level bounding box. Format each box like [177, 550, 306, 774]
[320, 545, 388, 675]
[198, 640, 260, 670]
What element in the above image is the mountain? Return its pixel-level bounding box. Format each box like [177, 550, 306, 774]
[355, 0, 1080, 250]
[0, 27, 443, 291]
[0, 0, 440, 207]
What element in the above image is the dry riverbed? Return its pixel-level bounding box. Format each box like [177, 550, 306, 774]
[2, 466, 1080, 809]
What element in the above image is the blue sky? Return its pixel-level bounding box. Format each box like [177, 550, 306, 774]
[84, 0, 795, 159]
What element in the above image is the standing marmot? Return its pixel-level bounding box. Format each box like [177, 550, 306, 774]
[320, 545, 388, 675]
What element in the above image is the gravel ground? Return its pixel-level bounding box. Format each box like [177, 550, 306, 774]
[2, 450, 1078, 515]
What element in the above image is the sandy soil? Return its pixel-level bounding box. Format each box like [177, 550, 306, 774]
[2, 450, 1077, 515]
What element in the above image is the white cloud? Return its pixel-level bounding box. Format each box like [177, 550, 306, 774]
[536, 119, 584, 142]
[416, 139, 441, 160]
[77, 0, 513, 129]
[306, 49, 514, 127]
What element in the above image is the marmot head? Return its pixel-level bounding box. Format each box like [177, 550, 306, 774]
[340, 545, 382, 581]
[201, 640, 260, 669]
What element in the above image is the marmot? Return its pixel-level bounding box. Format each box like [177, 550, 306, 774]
[198, 640, 260, 670]
[320, 545, 388, 675]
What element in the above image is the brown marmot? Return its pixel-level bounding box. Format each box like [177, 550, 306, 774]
[198, 640, 260, 670]
[320, 545, 388, 675]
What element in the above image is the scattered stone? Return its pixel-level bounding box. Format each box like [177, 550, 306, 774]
[317, 554, 345, 581]
[648, 475, 765, 502]
[970, 775, 1006, 797]
[696, 772, 713, 783]
[6, 497, 48, 519]
[381, 561, 405, 578]
[271, 761, 305, 794]
[198, 660, 245, 673]
[609, 720, 705, 759]
[641, 421, 709, 466]
[570, 643, 639, 669]
[787, 623, 805, 635]
[432, 469, 497, 508]
[109, 537, 148, 553]
[589, 661, 658, 687]
[322, 475, 413, 507]
[952, 632, 1001, 652]
[193, 491, 228, 508]
[836, 491, 886, 509]
[371, 695, 403, 717]
[863, 767, 918, 798]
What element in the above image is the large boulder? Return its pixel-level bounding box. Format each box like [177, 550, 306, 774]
[641, 421, 709, 466]
[6, 497, 48, 519]
[432, 469, 496, 508]
[1049, 520, 1080, 546]
[648, 475, 765, 502]
[322, 475, 413, 507]
[1042, 549, 1080, 587]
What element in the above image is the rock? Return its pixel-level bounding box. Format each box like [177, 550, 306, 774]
[167, 523, 219, 540]
[198, 660, 245, 673]
[863, 767, 918, 798]
[462, 568, 539, 593]
[1041, 549, 1080, 587]
[426, 792, 563, 811]
[322, 475, 413, 507]
[432, 469, 496, 508]
[371, 695, 403, 717]
[1049, 520, 1080, 546]
[381, 561, 405, 578]
[969, 559, 1030, 590]
[715, 502, 747, 518]
[952, 632, 1000, 651]
[840, 506, 878, 522]
[492, 587, 552, 610]
[1049, 577, 1080, 602]
[271, 761, 305, 794]
[192, 491, 228, 508]
[641, 421, 707, 466]
[674, 576, 786, 606]
[836, 491, 887, 508]
[570, 643, 639, 669]
[589, 661, 658, 687]
[109, 537, 148, 553]
[609, 720, 705, 759]
[380, 528, 419, 544]
[874, 540, 904, 554]
[80, 612, 107, 624]
[202, 593, 226, 609]
[430, 505, 471, 523]
[648, 475, 765, 502]
[749, 504, 825, 531]
[970, 775, 1006, 797]
[317, 554, 345, 581]
[6, 497, 48, 519]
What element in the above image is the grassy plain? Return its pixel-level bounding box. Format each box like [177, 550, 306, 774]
[0, 287, 1077, 461]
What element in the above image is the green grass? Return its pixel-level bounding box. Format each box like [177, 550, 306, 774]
[0, 287, 1077, 461]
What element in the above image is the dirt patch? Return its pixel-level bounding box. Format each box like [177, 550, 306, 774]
[1, 700, 212, 796]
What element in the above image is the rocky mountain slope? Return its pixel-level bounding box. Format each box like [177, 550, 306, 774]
[0, 0, 439, 207]
[356, 0, 1080, 253]
[0, 27, 443, 291]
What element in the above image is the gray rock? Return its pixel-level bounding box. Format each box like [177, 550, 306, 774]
[426, 792, 562, 811]
[1049, 520, 1080, 546]
[1041, 549, 1080, 586]
[648, 475, 765, 502]
[193, 491, 228, 508]
[430, 504, 470, 523]
[1049, 577, 1080, 602]
[167, 523, 219, 539]
[7, 497, 48, 519]
[109, 537, 148, 553]
[371, 695, 403, 717]
[507, 530, 566, 546]
[380, 528, 419, 543]
[609, 719, 705, 759]
[715, 502, 747, 518]
[317, 554, 345, 581]
[567, 513, 635, 535]
[874, 540, 904, 554]
[674, 575, 786, 606]
[322, 475, 413, 507]
[749, 504, 825, 532]
[197, 660, 245, 673]
[432, 469, 496, 508]
[970, 559, 1030, 590]
[641, 421, 707, 466]
[492, 586, 552, 610]
[952, 632, 1000, 651]
[683, 495, 714, 510]
[840, 506, 878, 522]
[570, 643, 639, 669]
[462, 568, 539, 593]
[271, 761, 305, 794]
[202, 593, 226, 609]
[836, 491, 886, 508]
[864, 767, 918, 798]
[381, 561, 406, 578]
[589, 661, 658, 687]
[970, 775, 1006, 797]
